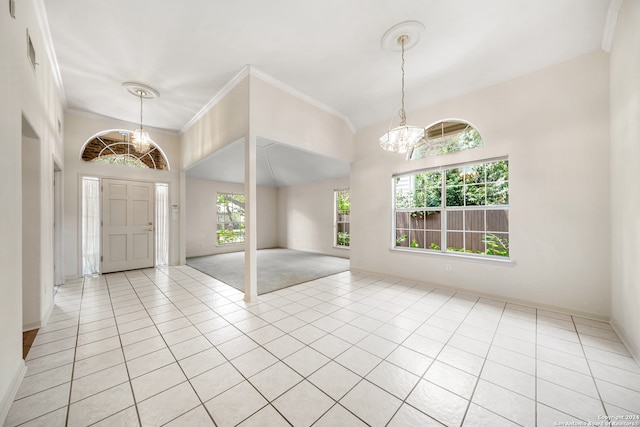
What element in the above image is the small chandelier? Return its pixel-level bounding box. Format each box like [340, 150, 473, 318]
[380, 24, 425, 154]
[122, 82, 159, 154]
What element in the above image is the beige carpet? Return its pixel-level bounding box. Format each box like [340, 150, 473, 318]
[186, 248, 350, 294]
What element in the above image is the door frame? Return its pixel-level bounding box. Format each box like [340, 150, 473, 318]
[79, 174, 169, 277]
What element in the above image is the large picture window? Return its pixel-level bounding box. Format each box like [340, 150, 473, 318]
[394, 159, 509, 258]
[217, 193, 245, 245]
[335, 190, 350, 247]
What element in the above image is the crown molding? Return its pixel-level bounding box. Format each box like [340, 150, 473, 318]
[601, 0, 623, 52]
[179, 66, 251, 135]
[180, 65, 356, 135]
[248, 66, 356, 134]
[33, 0, 67, 107]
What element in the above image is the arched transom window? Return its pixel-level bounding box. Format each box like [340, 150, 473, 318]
[408, 119, 483, 160]
[80, 130, 170, 171]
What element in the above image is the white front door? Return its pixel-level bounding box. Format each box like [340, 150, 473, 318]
[102, 179, 154, 273]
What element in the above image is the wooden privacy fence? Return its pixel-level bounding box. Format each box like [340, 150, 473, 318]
[395, 209, 509, 252]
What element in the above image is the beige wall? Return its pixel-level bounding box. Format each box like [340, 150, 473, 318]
[278, 177, 351, 258]
[610, 0, 640, 361]
[250, 75, 354, 163]
[63, 112, 182, 278]
[0, 0, 65, 421]
[181, 79, 250, 169]
[351, 51, 611, 318]
[185, 179, 278, 257]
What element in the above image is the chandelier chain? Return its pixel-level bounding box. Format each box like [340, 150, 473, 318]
[139, 91, 144, 131]
[399, 35, 407, 126]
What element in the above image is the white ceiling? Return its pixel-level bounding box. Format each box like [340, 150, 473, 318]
[41, 1, 616, 186]
[43, 0, 614, 134]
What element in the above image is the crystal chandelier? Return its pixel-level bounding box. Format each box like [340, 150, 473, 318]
[379, 33, 424, 154]
[132, 89, 151, 153]
[122, 82, 159, 154]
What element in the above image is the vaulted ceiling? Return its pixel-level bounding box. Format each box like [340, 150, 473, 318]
[42, 0, 616, 135]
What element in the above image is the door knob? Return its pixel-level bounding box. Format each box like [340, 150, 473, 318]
[147, 228, 153, 231]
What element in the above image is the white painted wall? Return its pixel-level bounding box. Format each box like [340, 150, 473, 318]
[278, 177, 351, 258]
[610, 0, 640, 361]
[250, 75, 354, 163]
[22, 136, 43, 330]
[351, 51, 611, 319]
[185, 178, 278, 257]
[63, 111, 182, 278]
[181, 78, 250, 169]
[0, 0, 64, 422]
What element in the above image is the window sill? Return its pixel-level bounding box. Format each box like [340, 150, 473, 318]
[333, 245, 350, 250]
[391, 247, 514, 265]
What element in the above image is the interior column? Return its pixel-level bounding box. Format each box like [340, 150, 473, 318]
[244, 134, 258, 302]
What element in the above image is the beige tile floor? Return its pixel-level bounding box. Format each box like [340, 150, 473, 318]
[4, 266, 640, 426]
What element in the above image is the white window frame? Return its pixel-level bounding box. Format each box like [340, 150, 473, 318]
[392, 157, 509, 260]
[334, 189, 350, 248]
[216, 192, 245, 245]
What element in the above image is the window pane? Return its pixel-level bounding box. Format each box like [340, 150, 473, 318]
[417, 171, 442, 207]
[465, 164, 485, 184]
[338, 223, 350, 234]
[486, 209, 509, 232]
[412, 189, 426, 208]
[465, 232, 484, 253]
[446, 168, 463, 186]
[396, 212, 411, 229]
[447, 232, 464, 252]
[487, 182, 509, 205]
[447, 211, 463, 230]
[395, 188, 414, 209]
[486, 160, 509, 182]
[410, 211, 426, 229]
[410, 230, 425, 249]
[485, 233, 509, 257]
[446, 186, 464, 206]
[465, 210, 485, 231]
[425, 211, 441, 230]
[396, 230, 410, 247]
[426, 231, 441, 251]
[465, 184, 486, 206]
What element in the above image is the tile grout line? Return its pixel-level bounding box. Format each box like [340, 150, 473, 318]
[457, 298, 508, 426]
[571, 314, 610, 419]
[64, 275, 87, 427]
[103, 272, 145, 427]
[138, 267, 269, 426]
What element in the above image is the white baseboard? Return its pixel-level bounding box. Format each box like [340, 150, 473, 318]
[0, 360, 26, 426]
[22, 298, 54, 332]
[610, 320, 640, 369]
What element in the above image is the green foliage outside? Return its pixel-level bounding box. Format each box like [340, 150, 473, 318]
[337, 231, 350, 246]
[395, 160, 509, 257]
[94, 155, 147, 168]
[412, 128, 483, 159]
[336, 190, 350, 247]
[216, 193, 245, 244]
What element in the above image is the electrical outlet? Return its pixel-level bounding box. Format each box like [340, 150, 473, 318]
[446, 264, 452, 272]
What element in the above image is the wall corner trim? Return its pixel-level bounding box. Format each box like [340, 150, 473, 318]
[33, 0, 68, 107]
